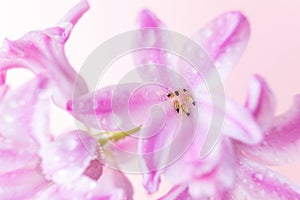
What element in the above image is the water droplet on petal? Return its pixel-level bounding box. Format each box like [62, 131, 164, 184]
[252, 173, 263, 182]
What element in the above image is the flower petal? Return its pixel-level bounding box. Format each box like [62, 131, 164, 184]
[165, 139, 236, 199]
[0, 166, 49, 200]
[39, 130, 101, 184]
[138, 108, 180, 194]
[236, 156, 300, 200]
[159, 185, 190, 200]
[0, 76, 50, 147]
[0, 137, 39, 174]
[177, 11, 250, 89]
[197, 93, 262, 148]
[133, 9, 178, 88]
[0, 71, 5, 86]
[245, 75, 276, 131]
[68, 83, 169, 130]
[238, 95, 300, 165]
[0, 84, 8, 102]
[34, 168, 133, 200]
[0, 1, 89, 107]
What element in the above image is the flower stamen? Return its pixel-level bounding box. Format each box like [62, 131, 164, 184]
[166, 88, 196, 116]
[97, 125, 142, 146]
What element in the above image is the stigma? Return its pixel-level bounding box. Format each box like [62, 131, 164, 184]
[166, 88, 196, 116]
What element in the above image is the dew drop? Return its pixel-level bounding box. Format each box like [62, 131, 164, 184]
[252, 173, 263, 182]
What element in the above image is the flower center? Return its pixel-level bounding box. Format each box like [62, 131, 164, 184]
[166, 88, 196, 116]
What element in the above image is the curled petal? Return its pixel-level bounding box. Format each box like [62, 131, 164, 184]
[56, 0, 89, 41]
[133, 9, 178, 88]
[39, 130, 101, 184]
[245, 75, 276, 131]
[177, 11, 250, 89]
[239, 95, 300, 165]
[0, 166, 49, 200]
[236, 156, 300, 200]
[0, 76, 50, 147]
[0, 1, 89, 107]
[68, 83, 169, 130]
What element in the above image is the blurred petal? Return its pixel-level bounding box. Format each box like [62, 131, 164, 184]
[0, 1, 89, 107]
[0, 76, 50, 146]
[237, 156, 300, 200]
[0, 137, 39, 174]
[0, 166, 49, 200]
[34, 168, 133, 200]
[0, 71, 5, 86]
[68, 83, 168, 130]
[0, 84, 8, 102]
[239, 95, 300, 165]
[245, 75, 276, 131]
[177, 11, 250, 89]
[133, 9, 178, 88]
[40, 130, 101, 184]
[159, 185, 190, 200]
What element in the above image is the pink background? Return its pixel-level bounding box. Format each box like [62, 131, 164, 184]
[1, 0, 300, 199]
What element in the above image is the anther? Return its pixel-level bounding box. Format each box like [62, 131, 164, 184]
[167, 92, 175, 98]
[174, 100, 180, 113]
[181, 103, 190, 117]
[174, 91, 179, 96]
[188, 96, 196, 106]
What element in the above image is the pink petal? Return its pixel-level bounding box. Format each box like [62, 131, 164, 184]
[0, 1, 89, 107]
[0, 137, 39, 174]
[138, 109, 180, 194]
[238, 95, 300, 165]
[236, 156, 300, 200]
[0, 84, 8, 102]
[138, 96, 200, 194]
[56, 0, 89, 40]
[39, 130, 101, 184]
[133, 10, 178, 88]
[177, 12, 250, 90]
[0, 71, 5, 86]
[35, 168, 133, 200]
[0, 76, 50, 147]
[68, 83, 169, 130]
[197, 93, 262, 152]
[165, 139, 236, 199]
[0, 166, 49, 200]
[245, 75, 276, 131]
[159, 185, 190, 200]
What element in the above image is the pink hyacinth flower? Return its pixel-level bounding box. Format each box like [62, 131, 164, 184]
[0, 1, 133, 199]
[68, 9, 263, 196]
[161, 75, 300, 199]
